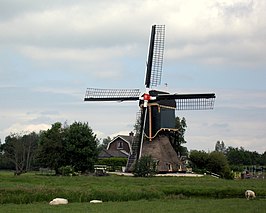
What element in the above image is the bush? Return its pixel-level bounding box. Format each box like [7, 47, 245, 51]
[207, 152, 233, 179]
[189, 151, 233, 179]
[58, 166, 75, 176]
[133, 155, 157, 177]
[97, 158, 127, 171]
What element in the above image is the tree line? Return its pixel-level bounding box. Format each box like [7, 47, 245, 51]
[214, 140, 266, 166]
[189, 141, 266, 179]
[0, 120, 265, 178]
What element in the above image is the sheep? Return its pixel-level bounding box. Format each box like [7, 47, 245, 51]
[245, 190, 256, 200]
[90, 200, 103, 203]
[49, 198, 68, 205]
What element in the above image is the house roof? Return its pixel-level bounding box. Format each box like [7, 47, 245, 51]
[99, 149, 129, 159]
[106, 134, 135, 153]
[118, 135, 135, 145]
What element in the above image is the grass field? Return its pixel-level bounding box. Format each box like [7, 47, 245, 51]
[0, 171, 265, 212]
[1, 199, 266, 213]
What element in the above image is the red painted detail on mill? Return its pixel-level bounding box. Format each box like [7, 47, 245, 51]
[143, 93, 151, 101]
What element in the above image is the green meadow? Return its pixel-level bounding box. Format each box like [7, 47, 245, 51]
[1, 199, 265, 213]
[0, 171, 265, 212]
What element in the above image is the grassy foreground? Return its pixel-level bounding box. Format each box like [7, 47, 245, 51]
[0, 171, 266, 212]
[1, 199, 266, 213]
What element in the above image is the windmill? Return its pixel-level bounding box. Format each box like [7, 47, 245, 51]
[84, 25, 215, 172]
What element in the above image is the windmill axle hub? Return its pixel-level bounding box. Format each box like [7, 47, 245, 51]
[140, 93, 156, 107]
[144, 93, 151, 101]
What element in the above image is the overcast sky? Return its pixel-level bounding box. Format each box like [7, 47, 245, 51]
[1, 0, 266, 153]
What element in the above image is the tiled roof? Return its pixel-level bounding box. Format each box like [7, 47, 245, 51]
[117, 135, 135, 145]
[99, 149, 129, 159]
[98, 149, 112, 158]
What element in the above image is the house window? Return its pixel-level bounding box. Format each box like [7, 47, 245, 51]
[117, 141, 123, 149]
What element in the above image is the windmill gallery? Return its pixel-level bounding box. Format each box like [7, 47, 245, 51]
[84, 25, 216, 173]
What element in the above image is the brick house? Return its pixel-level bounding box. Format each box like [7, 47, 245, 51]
[98, 132, 135, 159]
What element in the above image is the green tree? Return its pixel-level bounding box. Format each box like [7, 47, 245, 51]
[261, 151, 266, 165]
[98, 136, 112, 152]
[226, 147, 245, 166]
[215, 141, 226, 154]
[1, 132, 38, 174]
[249, 151, 261, 165]
[133, 114, 142, 144]
[22, 132, 38, 171]
[169, 116, 187, 156]
[0, 138, 13, 169]
[189, 150, 232, 179]
[37, 121, 98, 173]
[133, 155, 157, 177]
[64, 121, 98, 172]
[189, 150, 209, 172]
[2, 134, 24, 174]
[207, 151, 232, 179]
[226, 146, 262, 166]
[37, 122, 66, 174]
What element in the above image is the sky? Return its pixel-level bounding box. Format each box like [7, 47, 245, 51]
[0, 0, 266, 153]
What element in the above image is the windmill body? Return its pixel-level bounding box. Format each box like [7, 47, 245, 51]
[84, 25, 216, 173]
[139, 90, 177, 140]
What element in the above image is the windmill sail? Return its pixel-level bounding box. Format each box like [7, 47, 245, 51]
[84, 88, 140, 101]
[156, 93, 216, 110]
[145, 25, 165, 88]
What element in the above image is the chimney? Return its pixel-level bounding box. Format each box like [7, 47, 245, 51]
[129, 131, 134, 137]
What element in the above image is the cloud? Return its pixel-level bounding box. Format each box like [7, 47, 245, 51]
[165, 1, 266, 68]
[3, 123, 51, 137]
[0, 1, 148, 48]
[176, 88, 266, 153]
[216, 0, 254, 18]
[1, 0, 266, 69]
[0, 0, 266, 154]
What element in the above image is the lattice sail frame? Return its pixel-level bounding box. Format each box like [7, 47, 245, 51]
[175, 97, 215, 110]
[145, 25, 165, 89]
[155, 93, 216, 110]
[84, 88, 141, 101]
[150, 25, 165, 88]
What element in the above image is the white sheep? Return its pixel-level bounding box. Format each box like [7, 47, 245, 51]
[245, 190, 256, 200]
[90, 200, 103, 203]
[49, 198, 68, 205]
